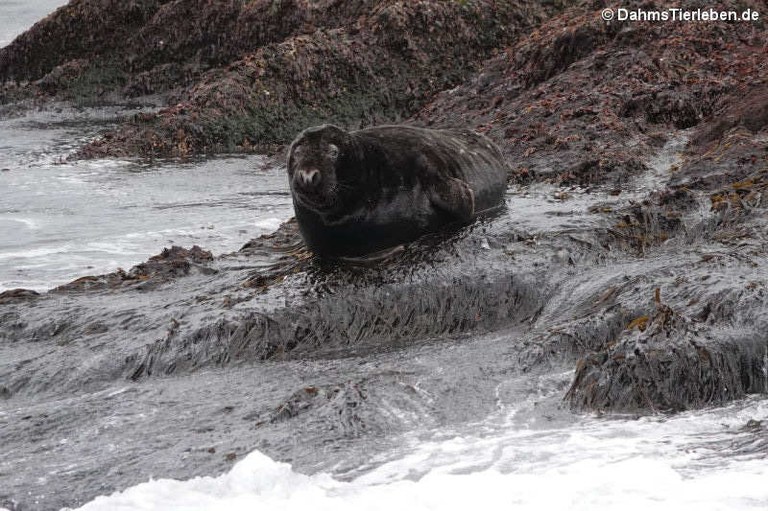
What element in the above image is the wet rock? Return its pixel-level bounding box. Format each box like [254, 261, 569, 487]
[50, 245, 215, 293]
[132, 245, 214, 279]
[123, 259, 545, 380]
[35, 58, 91, 94]
[693, 83, 768, 147]
[74, 0, 551, 158]
[270, 383, 368, 436]
[600, 187, 693, 255]
[3, 132, 768, 506]
[417, 0, 766, 186]
[0, 0, 167, 85]
[4, 0, 560, 156]
[567, 302, 768, 412]
[0, 288, 40, 304]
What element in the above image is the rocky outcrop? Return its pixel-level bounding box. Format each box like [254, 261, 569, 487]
[2, 0, 766, 412]
[417, 0, 766, 185]
[0, 0, 383, 97]
[75, 0, 553, 157]
[2, 0, 558, 154]
[2, 1, 765, 163]
[1, 2, 768, 507]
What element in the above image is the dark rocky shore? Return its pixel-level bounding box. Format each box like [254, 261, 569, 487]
[1, 0, 767, 509]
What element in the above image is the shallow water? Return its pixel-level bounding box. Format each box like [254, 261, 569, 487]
[0, 0, 67, 48]
[0, 109, 293, 291]
[1, 2, 292, 291]
[67, 390, 768, 511]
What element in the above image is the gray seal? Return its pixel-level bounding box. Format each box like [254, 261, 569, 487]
[286, 124, 508, 257]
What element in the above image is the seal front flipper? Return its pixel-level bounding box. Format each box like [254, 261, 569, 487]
[429, 177, 475, 222]
[337, 244, 405, 265]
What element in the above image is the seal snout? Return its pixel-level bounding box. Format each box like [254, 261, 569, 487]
[296, 168, 321, 190]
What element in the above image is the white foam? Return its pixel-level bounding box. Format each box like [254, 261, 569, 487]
[254, 217, 284, 231]
[67, 452, 335, 511]
[68, 398, 768, 511]
[0, 217, 40, 230]
[66, 450, 768, 511]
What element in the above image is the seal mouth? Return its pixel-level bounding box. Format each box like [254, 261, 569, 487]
[293, 188, 333, 212]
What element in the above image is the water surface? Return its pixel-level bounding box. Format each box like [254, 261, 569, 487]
[0, 0, 67, 47]
[0, 109, 292, 291]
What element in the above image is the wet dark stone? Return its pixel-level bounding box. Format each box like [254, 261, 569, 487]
[0, 288, 39, 304]
[567, 304, 768, 412]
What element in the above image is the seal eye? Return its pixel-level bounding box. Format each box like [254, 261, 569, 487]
[288, 144, 303, 175]
[327, 144, 339, 160]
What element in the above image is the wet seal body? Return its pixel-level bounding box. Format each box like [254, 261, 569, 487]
[286, 124, 508, 258]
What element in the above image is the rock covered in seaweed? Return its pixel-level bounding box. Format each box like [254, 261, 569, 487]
[567, 299, 768, 412]
[1, 0, 766, 416]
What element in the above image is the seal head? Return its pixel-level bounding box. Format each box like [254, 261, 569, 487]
[287, 124, 353, 216]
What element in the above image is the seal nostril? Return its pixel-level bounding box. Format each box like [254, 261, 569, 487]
[298, 168, 320, 188]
